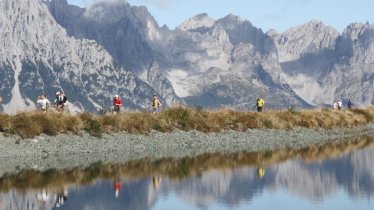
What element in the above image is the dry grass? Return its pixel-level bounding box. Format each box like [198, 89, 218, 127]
[0, 106, 373, 138]
[0, 136, 372, 191]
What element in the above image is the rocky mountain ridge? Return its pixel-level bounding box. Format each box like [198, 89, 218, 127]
[46, 0, 183, 106]
[1, 0, 373, 113]
[271, 21, 374, 106]
[47, 0, 309, 109]
[0, 0, 162, 113]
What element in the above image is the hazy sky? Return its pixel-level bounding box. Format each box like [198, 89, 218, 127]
[67, 0, 373, 32]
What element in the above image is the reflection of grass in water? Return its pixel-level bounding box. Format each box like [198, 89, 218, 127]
[84, 162, 103, 181]
[0, 137, 373, 191]
[1, 107, 374, 138]
[168, 159, 191, 178]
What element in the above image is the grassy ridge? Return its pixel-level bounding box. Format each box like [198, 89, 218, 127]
[0, 106, 374, 138]
[0, 137, 372, 191]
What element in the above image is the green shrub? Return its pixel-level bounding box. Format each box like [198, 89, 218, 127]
[84, 118, 103, 138]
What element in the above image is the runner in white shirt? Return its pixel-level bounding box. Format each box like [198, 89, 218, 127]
[37, 94, 51, 112]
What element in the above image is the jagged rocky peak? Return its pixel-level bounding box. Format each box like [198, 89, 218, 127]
[265, 29, 279, 37]
[338, 22, 374, 63]
[176, 13, 215, 31]
[341, 22, 374, 43]
[82, 0, 160, 41]
[46, 0, 183, 107]
[274, 20, 340, 62]
[45, 0, 83, 20]
[210, 24, 230, 43]
[213, 13, 277, 55]
[82, 0, 130, 20]
[216, 14, 248, 29]
[0, 0, 159, 113]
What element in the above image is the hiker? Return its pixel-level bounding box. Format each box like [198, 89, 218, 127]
[36, 94, 51, 112]
[256, 97, 265, 112]
[0, 96, 2, 103]
[55, 91, 68, 112]
[348, 99, 353, 109]
[333, 101, 338, 109]
[152, 95, 162, 113]
[337, 100, 343, 110]
[113, 94, 122, 114]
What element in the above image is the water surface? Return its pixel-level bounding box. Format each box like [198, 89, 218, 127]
[0, 138, 373, 210]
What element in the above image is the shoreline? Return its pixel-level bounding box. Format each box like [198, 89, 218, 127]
[1, 123, 374, 176]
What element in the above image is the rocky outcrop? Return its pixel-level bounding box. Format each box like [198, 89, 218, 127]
[47, 1, 309, 109]
[163, 14, 309, 108]
[0, 0, 157, 113]
[271, 20, 374, 106]
[3, 0, 373, 112]
[269, 21, 340, 105]
[46, 0, 183, 106]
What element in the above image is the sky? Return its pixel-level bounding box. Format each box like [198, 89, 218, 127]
[67, 0, 374, 33]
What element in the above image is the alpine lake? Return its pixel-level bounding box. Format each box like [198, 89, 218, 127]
[0, 137, 373, 210]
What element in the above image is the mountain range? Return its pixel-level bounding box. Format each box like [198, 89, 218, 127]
[0, 0, 373, 113]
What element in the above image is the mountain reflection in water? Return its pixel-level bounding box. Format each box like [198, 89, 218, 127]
[0, 138, 373, 210]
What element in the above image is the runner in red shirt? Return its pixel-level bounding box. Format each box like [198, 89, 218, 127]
[113, 95, 122, 114]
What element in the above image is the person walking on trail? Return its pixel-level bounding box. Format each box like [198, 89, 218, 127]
[348, 99, 353, 109]
[256, 97, 265, 112]
[152, 95, 162, 113]
[337, 100, 343, 110]
[36, 94, 50, 112]
[113, 94, 122, 114]
[55, 91, 68, 112]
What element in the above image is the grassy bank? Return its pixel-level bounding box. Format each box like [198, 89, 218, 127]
[0, 106, 374, 138]
[0, 136, 372, 191]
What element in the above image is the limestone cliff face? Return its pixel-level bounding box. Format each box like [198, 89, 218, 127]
[0, 0, 158, 113]
[166, 14, 308, 108]
[269, 21, 340, 105]
[327, 23, 374, 106]
[271, 21, 374, 106]
[47, 1, 308, 109]
[46, 0, 183, 106]
[4, 0, 373, 112]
